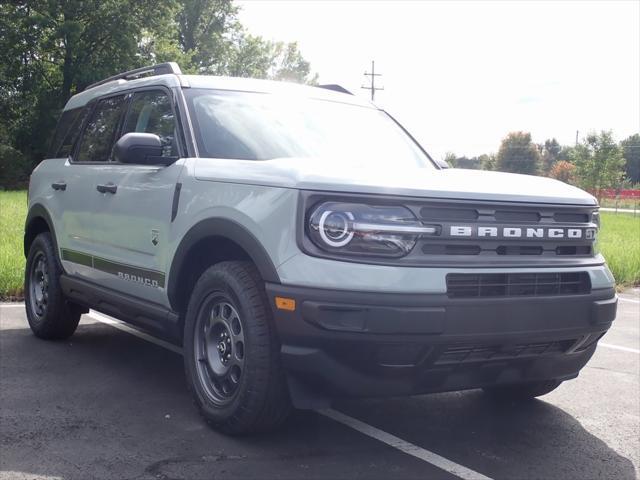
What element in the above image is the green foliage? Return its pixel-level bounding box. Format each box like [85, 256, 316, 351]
[445, 152, 495, 171]
[496, 132, 541, 175]
[571, 131, 625, 195]
[539, 138, 561, 174]
[621, 133, 640, 184]
[0, 0, 316, 189]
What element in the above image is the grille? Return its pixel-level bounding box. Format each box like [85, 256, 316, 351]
[435, 339, 577, 365]
[446, 272, 591, 298]
[416, 202, 597, 259]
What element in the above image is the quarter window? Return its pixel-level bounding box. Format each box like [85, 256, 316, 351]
[122, 91, 177, 157]
[75, 95, 127, 163]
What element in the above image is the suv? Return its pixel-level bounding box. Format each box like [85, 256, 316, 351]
[24, 63, 617, 434]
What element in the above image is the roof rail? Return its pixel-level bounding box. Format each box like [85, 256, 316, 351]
[85, 62, 182, 91]
[317, 84, 353, 95]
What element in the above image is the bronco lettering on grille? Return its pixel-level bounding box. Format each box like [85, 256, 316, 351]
[450, 226, 597, 239]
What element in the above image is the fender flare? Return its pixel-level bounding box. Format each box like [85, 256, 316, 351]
[24, 203, 58, 259]
[167, 217, 281, 311]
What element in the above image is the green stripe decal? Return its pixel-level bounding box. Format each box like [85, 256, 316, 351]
[61, 249, 93, 267]
[61, 249, 165, 288]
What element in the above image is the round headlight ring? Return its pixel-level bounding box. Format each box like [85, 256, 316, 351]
[318, 210, 355, 247]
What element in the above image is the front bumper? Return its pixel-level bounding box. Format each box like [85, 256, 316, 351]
[266, 283, 617, 405]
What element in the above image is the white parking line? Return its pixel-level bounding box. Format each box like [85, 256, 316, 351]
[87, 311, 182, 354]
[0, 303, 24, 308]
[618, 297, 640, 305]
[85, 312, 493, 480]
[600, 343, 640, 354]
[318, 409, 493, 480]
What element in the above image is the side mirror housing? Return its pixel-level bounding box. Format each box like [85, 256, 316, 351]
[114, 133, 174, 165]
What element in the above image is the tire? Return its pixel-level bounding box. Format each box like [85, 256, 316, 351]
[483, 379, 562, 402]
[183, 261, 291, 435]
[24, 232, 81, 340]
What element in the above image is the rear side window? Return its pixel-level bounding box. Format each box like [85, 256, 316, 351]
[75, 95, 127, 163]
[121, 90, 177, 157]
[47, 107, 90, 158]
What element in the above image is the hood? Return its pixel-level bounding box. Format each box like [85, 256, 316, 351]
[194, 157, 597, 206]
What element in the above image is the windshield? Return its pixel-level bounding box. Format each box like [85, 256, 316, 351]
[184, 89, 433, 169]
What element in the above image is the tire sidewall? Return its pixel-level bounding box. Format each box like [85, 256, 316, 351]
[183, 263, 274, 425]
[25, 233, 59, 329]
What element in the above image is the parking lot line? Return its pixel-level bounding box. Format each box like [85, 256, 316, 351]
[84, 311, 492, 480]
[318, 409, 493, 480]
[88, 311, 182, 354]
[618, 297, 640, 304]
[600, 343, 640, 354]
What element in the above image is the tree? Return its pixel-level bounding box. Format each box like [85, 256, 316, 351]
[496, 132, 541, 175]
[571, 131, 625, 195]
[0, 0, 175, 175]
[149, 1, 317, 83]
[621, 133, 640, 184]
[549, 160, 576, 184]
[540, 138, 561, 174]
[0, 0, 317, 188]
[478, 153, 496, 171]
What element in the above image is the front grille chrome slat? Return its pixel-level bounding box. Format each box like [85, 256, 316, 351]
[446, 272, 591, 298]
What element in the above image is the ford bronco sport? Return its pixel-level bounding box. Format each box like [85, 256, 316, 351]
[24, 63, 617, 434]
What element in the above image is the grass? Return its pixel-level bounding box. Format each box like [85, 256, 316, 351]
[0, 191, 639, 299]
[598, 211, 640, 287]
[0, 191, 27, 300]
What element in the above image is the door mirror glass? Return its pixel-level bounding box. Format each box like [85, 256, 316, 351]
[114, 133, 171, 165]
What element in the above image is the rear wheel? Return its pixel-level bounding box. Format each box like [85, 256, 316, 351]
[183, 261, 290, 435]
[483, 380, 562, 401]
[24, 232, 81, 340]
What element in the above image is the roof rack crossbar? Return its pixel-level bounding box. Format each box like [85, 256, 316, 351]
[85, 62, 182, 91]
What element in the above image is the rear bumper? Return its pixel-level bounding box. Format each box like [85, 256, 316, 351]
[265, 284, 617, 404]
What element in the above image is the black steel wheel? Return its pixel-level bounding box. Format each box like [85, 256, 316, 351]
[194, 298, 246, 406]
[25, 232, 81, 340]
[183, 261, 291, 435]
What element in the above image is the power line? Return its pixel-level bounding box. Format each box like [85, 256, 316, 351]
[361, 60, 383, 102]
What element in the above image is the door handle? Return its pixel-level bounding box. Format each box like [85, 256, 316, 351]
[51, 181, 66, 191]
[96, 183, 117, 194]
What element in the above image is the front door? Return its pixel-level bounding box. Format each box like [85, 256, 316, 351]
[62, 89, 185, 306]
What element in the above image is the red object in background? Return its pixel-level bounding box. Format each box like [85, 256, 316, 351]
[620, 189, 640, 199]
[590, 189, 640, 199]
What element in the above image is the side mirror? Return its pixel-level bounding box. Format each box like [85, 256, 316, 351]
[114, 133, 173, 165]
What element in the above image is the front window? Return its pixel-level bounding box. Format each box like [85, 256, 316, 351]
[184, 89, 433, 169]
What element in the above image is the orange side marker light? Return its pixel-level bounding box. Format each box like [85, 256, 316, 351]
[275, 297, 296, 311]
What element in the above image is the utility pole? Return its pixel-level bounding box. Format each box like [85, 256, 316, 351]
[575, 130, 579, 146]
[361, 60, 383, 102]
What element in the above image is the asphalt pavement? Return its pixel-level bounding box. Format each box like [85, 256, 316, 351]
[1, 290, 638, 480]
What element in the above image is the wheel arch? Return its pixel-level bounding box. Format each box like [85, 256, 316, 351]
[167, 218, 280, 314]
[24, 204, 58, 259]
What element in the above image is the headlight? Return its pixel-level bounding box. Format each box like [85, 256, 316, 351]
[308, 202, 437, 257]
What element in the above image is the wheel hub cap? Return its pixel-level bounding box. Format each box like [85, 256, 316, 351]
[194, 299, 245, 405]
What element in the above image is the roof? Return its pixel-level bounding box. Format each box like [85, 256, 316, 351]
[64, 72, 370, 111]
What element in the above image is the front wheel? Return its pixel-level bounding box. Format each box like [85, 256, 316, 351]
[483, 379, 562, 401]
[183, 261, 291, 435]
[24, 232, 81, 340]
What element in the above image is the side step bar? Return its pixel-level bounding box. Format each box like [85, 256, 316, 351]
[60, 275, 181, 343]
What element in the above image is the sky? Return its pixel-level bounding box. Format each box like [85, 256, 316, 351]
[237, 0, 640, 161]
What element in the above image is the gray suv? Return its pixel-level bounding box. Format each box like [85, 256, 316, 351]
[24, 63, 617, 434]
